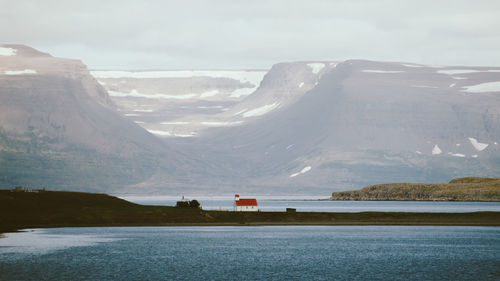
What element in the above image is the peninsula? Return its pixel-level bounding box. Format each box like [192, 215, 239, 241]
[330, 177, 500, 201]
[1, 189, 499, 235]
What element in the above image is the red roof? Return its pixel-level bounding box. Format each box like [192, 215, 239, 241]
[235, 198, 258, 206]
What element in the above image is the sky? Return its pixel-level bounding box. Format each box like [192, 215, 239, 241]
[1, 0, 500, 69]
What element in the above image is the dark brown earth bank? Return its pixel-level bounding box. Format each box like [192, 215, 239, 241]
[1, 189, 499, 235]
[330, 177, 500, 201]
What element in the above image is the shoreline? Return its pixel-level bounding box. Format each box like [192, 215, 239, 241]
[2, 190, 499, 236]
[325, 199, 500, 202]
[2, 211, 499, 236]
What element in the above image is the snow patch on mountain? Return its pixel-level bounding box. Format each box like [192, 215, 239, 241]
[438, 69, 500, 75]
[437, 69, 481, 75]
[4, 69, 37, 75]
[401, 63, 423, 68]
[201, 121, 243, 126]
[242, 102, 280, 118]
[307, 63, 325, 74]
[147, 129, 171, 136]
[362, 70, 404, 73]
[147, 129, 196, 138]
[160, 121, 190, 125]
[468, 137, 489, 151]
[90, 70, 267, 86]
[290, 166, 312, 178]
[229, 87, 256, 98]
[197, 105, 223, 109]
[0, 47, 16, 56]
[411, 85, 438, 89]
[233, 109, 248, 116]
[200, 90, 219, 98]
[108, 89, 198, 100]
[462, 81, 500, 93]
[432, 145, 442, 155]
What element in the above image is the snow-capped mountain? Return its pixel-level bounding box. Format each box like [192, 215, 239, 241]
[0, 44, 193, 192]
[92, 62, 334, 138]
[94, 59, 500, 194]
[189, 59, 500, 192]
[90, 69, 267, 137]
[1, 44, 499, 194]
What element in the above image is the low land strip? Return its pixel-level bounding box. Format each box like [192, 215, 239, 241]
[1, 190, 499, 234]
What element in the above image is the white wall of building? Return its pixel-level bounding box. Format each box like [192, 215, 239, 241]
[234, 205, 258, 212]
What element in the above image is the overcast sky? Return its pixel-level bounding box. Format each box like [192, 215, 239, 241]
[2, 0, 500, 69]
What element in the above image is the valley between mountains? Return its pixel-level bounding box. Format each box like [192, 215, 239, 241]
[1, 44, 499, 195]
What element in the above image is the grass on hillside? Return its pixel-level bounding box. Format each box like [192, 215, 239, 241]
[330, 177, 500, 201]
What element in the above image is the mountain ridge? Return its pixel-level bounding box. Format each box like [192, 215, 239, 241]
[0, 44, 196, 192]
[1, 44, 499, 194]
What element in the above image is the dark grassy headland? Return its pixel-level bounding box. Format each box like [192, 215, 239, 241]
[1, 189, 499, 235]
[330, 177, 500, 201]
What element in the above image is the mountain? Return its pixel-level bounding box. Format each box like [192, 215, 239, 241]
[150, 60, 500, 194]
[0, 44, 193, 192]
[90, 69, 268, 137]
[91, 62, 334, 138]
[92, 62, 339, 193]
[2, 44, 499, 195]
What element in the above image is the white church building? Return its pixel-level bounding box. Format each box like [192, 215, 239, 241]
[233, 194, 258, 212]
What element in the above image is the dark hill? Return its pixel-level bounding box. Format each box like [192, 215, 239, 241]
[330, 177, 500, 201]
[1, 190, 499, 233]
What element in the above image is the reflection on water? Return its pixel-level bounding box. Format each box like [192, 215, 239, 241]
[0, 226, 499, 280]
[0, 228, 122, 255]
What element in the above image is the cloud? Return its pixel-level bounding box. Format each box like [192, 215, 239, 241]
[1, 0, 500, 69]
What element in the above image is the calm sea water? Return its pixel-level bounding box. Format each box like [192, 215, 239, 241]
[1, 226, 499, 280]
[121, 196, 500, 212]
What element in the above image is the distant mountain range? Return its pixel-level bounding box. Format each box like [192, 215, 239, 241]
[1, 44, 499, 195]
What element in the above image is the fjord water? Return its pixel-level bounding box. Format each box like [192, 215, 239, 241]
[1, 226, 499, 280]
[121, 196, 500, 212]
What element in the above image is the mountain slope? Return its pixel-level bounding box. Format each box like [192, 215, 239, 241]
[168, 60, 500, 193]
[0, 44, 191, 192]
[90, 62, 333, 138]
[2, 45, 499, 195]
